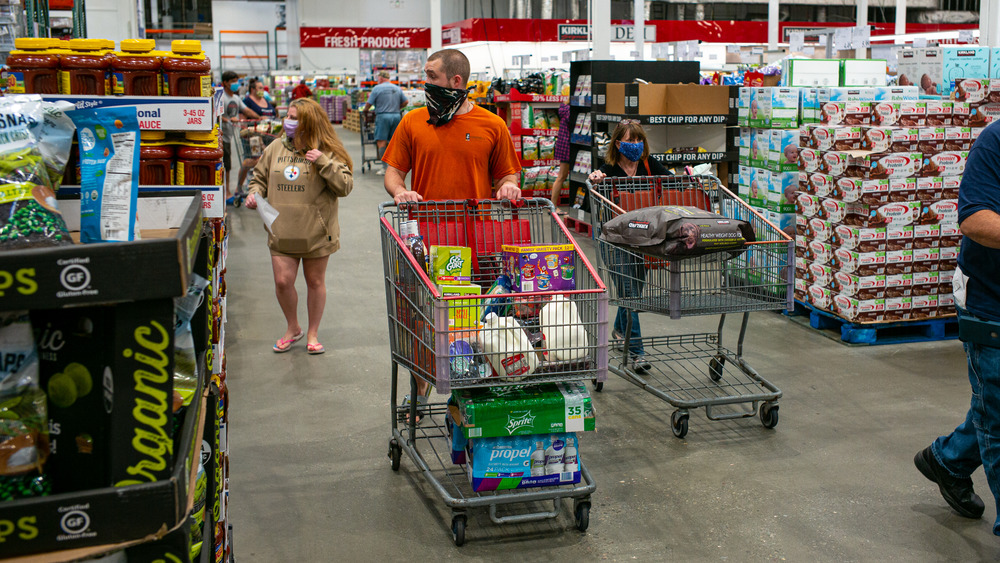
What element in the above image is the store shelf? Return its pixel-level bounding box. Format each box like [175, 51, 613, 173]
[649, 150, 738, 164]
[570, 95, 591, 107]
[0, 192, 203, 310]
[570, 134, 592, 146]
[509, 125, 560, 137]
[59, 184, 225, 219]
[520, 158, 562, 167]
[494, 91, 567, 103]
[0, 356, 209, 560]
[594, 113, 736, 126]
[40, 95, 216, 131]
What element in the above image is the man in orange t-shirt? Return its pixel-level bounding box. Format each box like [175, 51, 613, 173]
[382, 49, 521, 203]
[383, 49, 521, 416]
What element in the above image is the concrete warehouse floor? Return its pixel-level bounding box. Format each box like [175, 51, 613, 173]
[225, 128, 997, 561]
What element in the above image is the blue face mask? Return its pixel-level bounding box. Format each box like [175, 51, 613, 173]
[618, 141, 644, 162]
[229, 82, 240, 93]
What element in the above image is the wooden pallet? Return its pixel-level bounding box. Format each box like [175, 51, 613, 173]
[788, 300, 959, 345]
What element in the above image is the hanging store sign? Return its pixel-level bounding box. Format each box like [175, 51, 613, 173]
[300, 27, 431, 49]
[556, 24, 656, 42]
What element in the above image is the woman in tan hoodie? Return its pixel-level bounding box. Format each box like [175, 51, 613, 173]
[246, 98, 353, 354]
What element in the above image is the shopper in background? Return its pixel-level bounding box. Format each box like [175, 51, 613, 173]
[550, 102, 572, 215]
[243, 78, 277, 118]
[363, 70, 408, 176]
[382, 48, 521, 419]
[588, 119, 671, 374]
[221, 71, 260, 203]
[292, 79, 313, 101]
[244, 98, 354, 355]
[915, 120, 1000, 531]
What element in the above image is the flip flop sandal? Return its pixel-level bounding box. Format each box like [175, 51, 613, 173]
[273, 331, 304, 353]
[401, 394, 428, 425]
[307, 342, 325, 355]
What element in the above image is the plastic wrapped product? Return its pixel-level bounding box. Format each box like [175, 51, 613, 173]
[522, 136, 539, 160]
[601, 206, 756, 260]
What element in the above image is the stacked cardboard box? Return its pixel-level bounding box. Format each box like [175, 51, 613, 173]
[794, 85, 968, 322]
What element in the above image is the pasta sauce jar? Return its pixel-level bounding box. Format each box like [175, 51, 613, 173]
[176, 131, 223, 186]
[162, 40, 212, 97]
[139, 132, 174, 185]
[4, 38, 60, 94]
[60, 38, 110, 95]
[112, 39, 162, 96]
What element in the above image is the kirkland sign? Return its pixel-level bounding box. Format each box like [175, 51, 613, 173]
[557, 24, 656, 42]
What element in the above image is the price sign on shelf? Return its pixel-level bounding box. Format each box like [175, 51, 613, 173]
[853, 26, 870, 49]
[789, 31, 804, 53]
[959, 30, 974, 44]
[914, 37, 928, 48]
[726, 44, 740, 54]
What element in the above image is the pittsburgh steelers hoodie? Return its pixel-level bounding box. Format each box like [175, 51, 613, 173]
[248, 136, 353, 257]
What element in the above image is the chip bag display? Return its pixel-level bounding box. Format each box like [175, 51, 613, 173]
[0, 95, 76, 249]
[0, 312, 50, 502]
[73, 106, 141, 242]
[522, 136, 539, 160]
[539, 137, 556, 160]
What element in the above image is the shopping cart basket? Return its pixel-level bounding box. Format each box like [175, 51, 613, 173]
[589, 175, 794, 438]
[232, 118, 281, 207]
[360, 111, 381, 173]
[379, 198, 608, 545]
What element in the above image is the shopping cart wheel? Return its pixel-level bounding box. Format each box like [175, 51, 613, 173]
[760, 403, 779, 429]
[574, 501, 591, 532]
[592, 379, 604, 393]
[451, 514, 467, 547]
[388, 439, 402, 471]
[708, 355, 725, 382]
[670, 410, 689, 439]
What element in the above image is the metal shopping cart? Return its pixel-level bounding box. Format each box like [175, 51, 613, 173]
[589, 175, 793, 438]
[379, 198, 608, 545]
[232, 118, 281, 207]
[359, 110, 381, 173]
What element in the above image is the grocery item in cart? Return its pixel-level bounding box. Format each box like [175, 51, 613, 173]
[450, 381, 595, 439]
[440, 284, 481, 329]
[74, 106, 141, 242]
[503, 244, 576, 292]
[0, 312, 50, 501]
[601, 206, 755, 260]
[540, 296, 589, 361]
[480, 312, 539, 380]
[466, 432, 581, 491]
[430, 245, 472, 285]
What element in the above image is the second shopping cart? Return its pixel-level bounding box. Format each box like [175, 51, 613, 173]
[589, 174, 794, 438]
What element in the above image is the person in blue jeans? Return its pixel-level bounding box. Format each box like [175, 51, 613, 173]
[915, 120, 1000, 532]
[363, 70, 408, 175]
[589, 120, 671, 374]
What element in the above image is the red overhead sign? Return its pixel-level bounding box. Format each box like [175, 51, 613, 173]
[300, 27, 431, 49]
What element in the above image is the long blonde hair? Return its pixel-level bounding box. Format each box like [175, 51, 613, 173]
[289, 98, 353, 172]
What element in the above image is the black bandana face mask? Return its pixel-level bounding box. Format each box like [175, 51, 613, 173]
[425, 82, 469, 126]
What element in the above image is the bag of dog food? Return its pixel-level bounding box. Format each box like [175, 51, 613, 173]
[601, 205, 755, 260]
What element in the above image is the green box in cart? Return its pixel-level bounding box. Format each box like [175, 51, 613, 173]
[451, 381, 596, 439]
[430, 245, 473, 285]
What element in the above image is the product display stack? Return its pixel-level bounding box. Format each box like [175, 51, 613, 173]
[790, 84, 970, 324]
[493, 70, 571, 197]
[0, 38, 233, 562]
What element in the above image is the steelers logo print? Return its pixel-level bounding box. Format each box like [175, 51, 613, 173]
[283, 165, 301, 181]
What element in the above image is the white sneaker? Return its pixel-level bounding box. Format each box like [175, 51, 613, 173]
[376, 168, 386, 176]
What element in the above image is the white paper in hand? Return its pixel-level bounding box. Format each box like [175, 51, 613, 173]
[255, 197, 279, 235]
